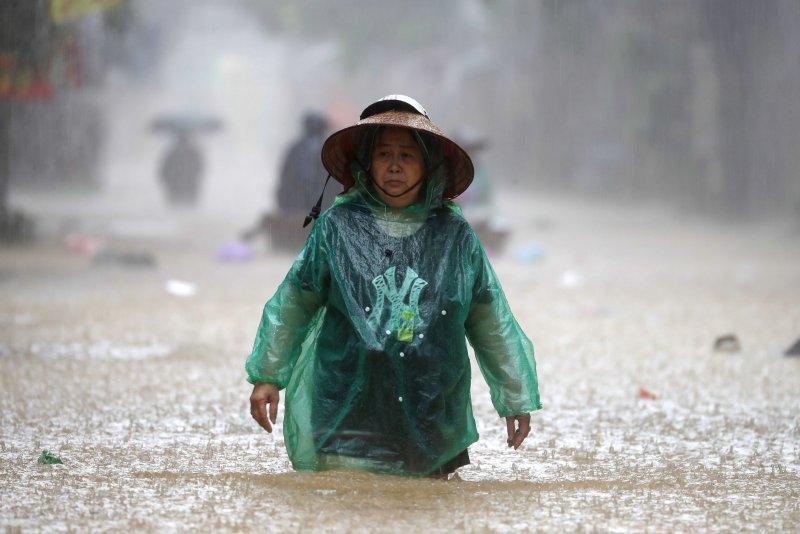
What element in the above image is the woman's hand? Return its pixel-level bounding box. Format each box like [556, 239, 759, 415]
[250, 383, 280, 433]
[505, 413, 531, 449]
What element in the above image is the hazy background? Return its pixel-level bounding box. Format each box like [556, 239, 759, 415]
[2, 0, 800, 243]
[2, 3, 800, 531]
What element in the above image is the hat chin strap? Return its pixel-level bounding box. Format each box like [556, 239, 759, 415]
[302, 158, 444, 228]
[354, 157, 443, 200]
[370, 176, 424, 199]
[303, 174, 332, 228]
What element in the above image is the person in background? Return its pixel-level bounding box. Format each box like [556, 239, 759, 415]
[454, 129, 511, 253]
[159, 132, 203, 206]
[275, 111, 335, 212]
[246, 95, 541, 478]
[241, 111, 337, 249]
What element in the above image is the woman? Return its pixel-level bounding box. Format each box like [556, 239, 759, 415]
[246, 95, 541, 477]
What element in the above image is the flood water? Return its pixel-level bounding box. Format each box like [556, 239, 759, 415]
[1, 188, 798, 532]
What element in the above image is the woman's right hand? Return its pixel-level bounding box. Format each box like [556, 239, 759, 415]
[250, 382, 280, 433]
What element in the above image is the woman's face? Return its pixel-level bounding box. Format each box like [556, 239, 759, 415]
[370, 127, 425, 208]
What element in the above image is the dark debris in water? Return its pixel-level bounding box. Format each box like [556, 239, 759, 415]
[713, 334, 741, 353]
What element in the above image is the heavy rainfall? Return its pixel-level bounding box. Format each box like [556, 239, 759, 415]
[1, 0, 799, 532]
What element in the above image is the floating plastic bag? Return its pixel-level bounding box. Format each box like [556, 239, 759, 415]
[37, 449, 63, 465]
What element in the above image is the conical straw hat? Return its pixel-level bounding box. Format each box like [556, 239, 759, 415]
[321, 95, 474, 199]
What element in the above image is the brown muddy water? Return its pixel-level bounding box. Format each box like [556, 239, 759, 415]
[1, 193, 799, 532]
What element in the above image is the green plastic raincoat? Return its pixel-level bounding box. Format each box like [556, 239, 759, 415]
[246, 128, 541, 476]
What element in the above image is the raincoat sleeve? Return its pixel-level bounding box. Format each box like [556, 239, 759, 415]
[245, 222, 329, 389]
[465, 235, 542, 417]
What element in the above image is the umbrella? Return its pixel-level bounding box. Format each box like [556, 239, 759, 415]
[149, 114, 223, 135]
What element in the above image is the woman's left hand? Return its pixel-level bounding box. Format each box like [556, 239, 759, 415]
[505, 413, 531, 449]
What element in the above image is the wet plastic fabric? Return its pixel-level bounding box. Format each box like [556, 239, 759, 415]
[246, 130, 541, 476]
[37, 450, 63, 465]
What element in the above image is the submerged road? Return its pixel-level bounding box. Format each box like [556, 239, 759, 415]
[1, 192, 799, 532]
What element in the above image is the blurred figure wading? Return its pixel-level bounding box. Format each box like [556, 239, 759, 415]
[242, 111, 339, 250]
[158, 132, 204, 206]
